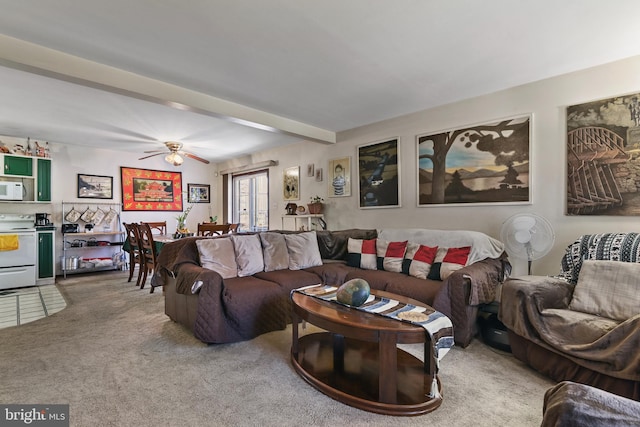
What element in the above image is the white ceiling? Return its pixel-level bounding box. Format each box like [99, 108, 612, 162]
[1, 0, 640, 164]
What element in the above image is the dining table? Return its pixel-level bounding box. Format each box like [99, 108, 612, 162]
[123, 234, 177, 254]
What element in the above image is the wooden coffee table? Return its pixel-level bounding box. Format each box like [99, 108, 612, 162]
[290, 289, 443, 416]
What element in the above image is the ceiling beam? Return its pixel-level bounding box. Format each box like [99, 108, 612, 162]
[0, 34, 336, 144]
[219, 160, 279, 175]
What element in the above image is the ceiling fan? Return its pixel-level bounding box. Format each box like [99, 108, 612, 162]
[138, 141, 210, 166]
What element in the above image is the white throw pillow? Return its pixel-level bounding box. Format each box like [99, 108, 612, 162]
[195, 238, 238, 279]
[230, 234, 264, 277]
[284, 231, 322, 270]
[569, 260, 640, 321]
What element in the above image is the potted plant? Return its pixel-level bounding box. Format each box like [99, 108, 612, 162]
[175, 204, 193, 236]
[307, 195, 324, 214]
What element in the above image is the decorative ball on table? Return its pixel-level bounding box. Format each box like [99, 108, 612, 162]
[336, 278, 371, 307]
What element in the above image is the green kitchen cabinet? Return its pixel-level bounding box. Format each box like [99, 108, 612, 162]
[37, 158, 52, 201]
[37, 229, 55, 285]
[3, 155, 33, 176]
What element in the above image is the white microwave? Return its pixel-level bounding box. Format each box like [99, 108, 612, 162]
[0, 182, 24, 200]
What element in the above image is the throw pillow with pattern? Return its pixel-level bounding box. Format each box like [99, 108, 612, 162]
[346, 238, 377, 270]
[376, 239, 408, 272]
[402, 242, 439, 279]
[427, 246, 471, 280]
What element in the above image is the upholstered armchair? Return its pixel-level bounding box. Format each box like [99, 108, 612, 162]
[499, 233, 640, 401]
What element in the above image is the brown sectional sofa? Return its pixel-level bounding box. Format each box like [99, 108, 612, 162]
[154, 228, 510, 347]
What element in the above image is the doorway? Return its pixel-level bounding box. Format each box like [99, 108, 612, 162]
[232, 170, 269, 232]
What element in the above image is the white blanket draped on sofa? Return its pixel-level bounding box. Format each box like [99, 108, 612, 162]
[377, 228, 505, 265]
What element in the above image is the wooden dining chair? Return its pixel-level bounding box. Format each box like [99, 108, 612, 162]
[197, 223, 231, 236]
[143, 221, 167, 235]
[138, 222, 160, 293]
[123, 222, 144, 287]
[227, 223, 240, 233]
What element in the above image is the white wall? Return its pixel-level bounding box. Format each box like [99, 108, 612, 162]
[0, 141, 217, 275]
[48, 143, 218, 229]
[218, 55, 640, 276]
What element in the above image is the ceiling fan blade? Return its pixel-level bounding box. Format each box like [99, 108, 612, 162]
[138, 152, 166, 160]
[182, 151, 210, 164]
[143, 149, 166, 154]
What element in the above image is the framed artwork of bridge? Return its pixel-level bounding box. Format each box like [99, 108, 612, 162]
[567, 93, 640, 216]
[416, 115, 531, 206]
[120, 167, 183, 211]
[357, 138, 400, 209]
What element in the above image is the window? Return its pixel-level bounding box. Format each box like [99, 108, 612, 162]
[232, 170, 269, 232]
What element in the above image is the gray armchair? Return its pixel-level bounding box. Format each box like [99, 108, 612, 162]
[499, 233, 640, 401]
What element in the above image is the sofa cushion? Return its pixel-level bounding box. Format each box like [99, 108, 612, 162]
[230, 234, 264, 277]
[284, 231, 323, 270]
[569, 260, 640, 321]
[428, 246, 471, 280]
[384, 274, 445, 307]
[221, 276, 286, 333]
[346, 238, 377, 270]
[343, 268, 390, 291]
[259, 232, 290, 272]
[304, 263, 360, 287]
[402, 242, 438, 279]
[195, 237, 238, 279]
[541, 308, 621, 344]
[344, 269, 444, 306]
[376, 239, 407, 272]
[255, 269, 322, 293]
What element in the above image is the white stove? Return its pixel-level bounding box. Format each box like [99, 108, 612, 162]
[0, 214, 37, 290]
[0, 214, 36, 231]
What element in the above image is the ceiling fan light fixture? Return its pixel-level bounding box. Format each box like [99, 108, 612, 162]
[165, 152, 184, 166]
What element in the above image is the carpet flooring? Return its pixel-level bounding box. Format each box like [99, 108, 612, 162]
[0, 271, 555, 426]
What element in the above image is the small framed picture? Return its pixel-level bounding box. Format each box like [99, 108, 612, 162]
[328, 156, 351, 197]
[284, 166, 300, 201]
[77, 174, 113, 199]
[307, 163, 315, 177]
[187, 183, 211, 203]
[315, 168, 323, 182]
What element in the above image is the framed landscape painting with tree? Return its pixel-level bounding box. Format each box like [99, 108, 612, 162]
[357, 138, 400, 208]
[416, 115, 531, 206]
